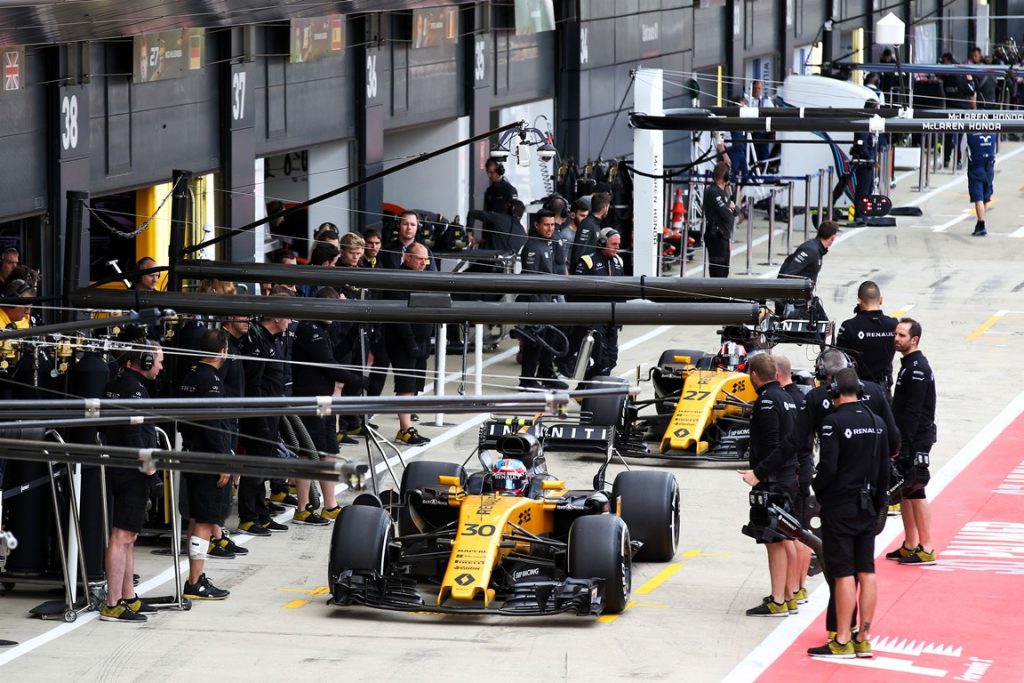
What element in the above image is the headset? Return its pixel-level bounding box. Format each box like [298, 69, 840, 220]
[124, 339, 156, 372]
[2, 279, 32, 298]
[814, 348, 854, 381]
[826, 374, 865, 400]
[596, 228, 620, 248]
[543, 193, 570, 219]
[486, 158, 505, 177]
[314, 221, 340, 241]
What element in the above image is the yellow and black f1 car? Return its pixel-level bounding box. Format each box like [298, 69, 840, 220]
[560, 321, 824, 463]
[628, 321, 823, 461]
[637, 345, 758, 460]
[327, 428, 679, 617]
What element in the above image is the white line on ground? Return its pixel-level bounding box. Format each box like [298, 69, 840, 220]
[892, 170, 916, 186]
[1009, 226, 1024, 238]
[421, 347, 517, 395]
[722, 388, 1024, 683]
[931, 212, 973, 233]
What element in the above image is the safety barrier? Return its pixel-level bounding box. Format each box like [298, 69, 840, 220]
[667, 169, 829, 276]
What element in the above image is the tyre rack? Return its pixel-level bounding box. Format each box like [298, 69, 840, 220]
[1, 430, 100, 623]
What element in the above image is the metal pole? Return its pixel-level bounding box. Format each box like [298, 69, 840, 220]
[167, 170, 193, 294]
[45, 462, 75, 615]
[434, 324, 446, 426]
[474, 324, 483, 395]
[921, 135, 929, 191]
[701, 195, 709, 277]
[168, 469, 185, 609]
[177, 260, 817, 301]
[826, 166, 834, 221]
[661, 178, 671, 274]
[47, 429, 89, 612]
[65, 464, 81, 603]
[67, 462, 92, 613]
[881, 137, 893, 197]
[927, 132, 933, 177]
[744, 196, 754, 275]
[803, 174, 812, 240]
[816, 168, 825, 228]
[684, 175, 697, 277]
[767, 189, 776, 266]
[786, 181, 794, 255]
[930, 133, 937, 183]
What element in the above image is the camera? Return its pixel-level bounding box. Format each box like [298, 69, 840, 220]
[741, 488, 821, 557]
[745, 489, 806, 540]
[899, 451, 930, 496]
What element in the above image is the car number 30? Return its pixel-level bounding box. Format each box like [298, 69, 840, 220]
[462, 523, 496, 537]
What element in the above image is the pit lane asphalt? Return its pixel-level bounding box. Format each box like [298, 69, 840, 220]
[1, 143, 1022, 681]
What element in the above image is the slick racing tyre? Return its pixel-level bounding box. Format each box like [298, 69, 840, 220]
[581, 375, 629, 427]
[612, 471, 680, 562]
[398, 461, 465, 536]
[329, 504, 393, 586]
[568, 515, 631, 614]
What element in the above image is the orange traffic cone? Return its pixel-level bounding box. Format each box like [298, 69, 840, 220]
[671, 188, 686, 231]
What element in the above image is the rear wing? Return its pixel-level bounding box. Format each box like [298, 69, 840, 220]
[478, 416, 613, 455]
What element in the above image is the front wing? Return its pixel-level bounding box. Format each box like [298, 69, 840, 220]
[330, 572, 605, 617]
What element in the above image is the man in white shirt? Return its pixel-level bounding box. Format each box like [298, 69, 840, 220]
[745, 80, 775, 171]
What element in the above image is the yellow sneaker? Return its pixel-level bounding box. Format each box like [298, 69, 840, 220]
[793, 586, 808, 604]
[854, 637, 872, 658]
[898, 546, 937, 565]
[396, 427, 430, 445]
[746, 599, 789, 617]
[292, 506, 330, 526]
[320, 506, 341, 521]
[885, 543, 915, 561]
[808, 638, 855, 659]
[270, 491, 298, 508]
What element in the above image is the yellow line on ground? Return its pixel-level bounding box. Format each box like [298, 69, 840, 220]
[890, 304, 915, 319]
[680, 549, 732, 559]
[274, 586, 329, 595]
[966, 311, 1007, 342]
[634, 563, 684, 595]
[283, 599, 309, 609]
[598, 599, 637, 624]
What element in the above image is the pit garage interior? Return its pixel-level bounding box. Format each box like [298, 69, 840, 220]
[2, 1, 1024, 681]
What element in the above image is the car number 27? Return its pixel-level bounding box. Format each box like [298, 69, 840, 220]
[462, 523, 496, 536]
